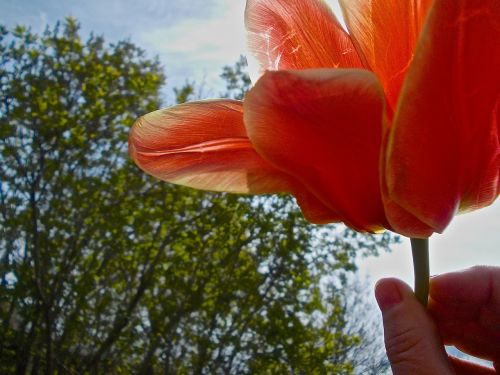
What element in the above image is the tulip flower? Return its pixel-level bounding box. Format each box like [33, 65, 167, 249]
[129, 0, 499, 305]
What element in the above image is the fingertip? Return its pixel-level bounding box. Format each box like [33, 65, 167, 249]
[375, 278, 402, 311]
[376, 277, 454, 374]
[430, 266, 500, 305]
[375, 278, 414, 312]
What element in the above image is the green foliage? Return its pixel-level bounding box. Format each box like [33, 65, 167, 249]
[220, 55, 252, 100]
[173, 80, 196, 104]
[0, 19, 394, 374]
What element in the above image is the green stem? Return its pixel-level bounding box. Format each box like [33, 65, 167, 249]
[410, 238, 429, 307]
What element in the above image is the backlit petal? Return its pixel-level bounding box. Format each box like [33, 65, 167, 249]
[380, 127, 435, 238]
[129, 100, 294, 194]
[339, 0, 433, 110]
[293, 189, 341, 225]
[244, 69, 389, 232]
[385, 0, 500, 235]
[245, 0, 364, 79]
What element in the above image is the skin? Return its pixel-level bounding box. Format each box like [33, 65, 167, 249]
[375, 266, 500, 374]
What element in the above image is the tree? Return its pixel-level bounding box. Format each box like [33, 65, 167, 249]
[339, 278, 391, 375]
[0, 19, 395, 374]
[0, 18, 164, 373]
[219, 55, 252, 100]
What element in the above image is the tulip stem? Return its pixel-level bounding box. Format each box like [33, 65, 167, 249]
[410, 238, 429, 307]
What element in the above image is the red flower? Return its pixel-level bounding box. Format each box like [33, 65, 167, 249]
[129, 0, 499, 238]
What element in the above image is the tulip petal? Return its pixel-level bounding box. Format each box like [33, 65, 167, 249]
[244, 69, 389, 232]
[339, 0, 433, 110]
[385, 0, 500, 235]
[380, 128, 435, 238]
[294, 189, 341, 225]
[245, 0, 364, 78]
[129, 100, 295, 194]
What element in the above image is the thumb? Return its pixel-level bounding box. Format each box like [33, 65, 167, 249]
[375, 278, 454, 375]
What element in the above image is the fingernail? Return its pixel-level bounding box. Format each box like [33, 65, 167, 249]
[375, 279, 402, 311]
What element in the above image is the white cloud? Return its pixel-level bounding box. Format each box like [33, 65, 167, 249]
[361, 200, 500, 287]
[139, 0, 247, 95]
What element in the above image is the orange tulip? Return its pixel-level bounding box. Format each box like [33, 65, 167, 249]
[129, 0, 499, 238]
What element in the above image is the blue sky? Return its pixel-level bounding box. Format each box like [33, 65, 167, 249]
[2, 0, 247, 101]
[2, 0, 499, 286]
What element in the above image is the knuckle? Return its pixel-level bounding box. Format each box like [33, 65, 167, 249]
[385, 325, 426, 366]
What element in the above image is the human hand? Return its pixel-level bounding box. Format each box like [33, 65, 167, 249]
[375, 266, 500, 374]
